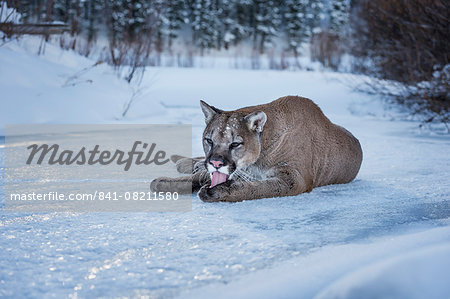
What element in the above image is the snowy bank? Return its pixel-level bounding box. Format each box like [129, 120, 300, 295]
[183, 225, 450, 299]
[0, 36, 165, 135]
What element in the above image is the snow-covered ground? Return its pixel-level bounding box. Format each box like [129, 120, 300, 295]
[1, 37, 449, 298]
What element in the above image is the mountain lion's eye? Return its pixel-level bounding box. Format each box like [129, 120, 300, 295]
[205, 138, 213, 145]
[229, 142, 242, 149]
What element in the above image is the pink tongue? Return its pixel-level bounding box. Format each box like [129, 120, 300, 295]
[210, 171, 228, 188]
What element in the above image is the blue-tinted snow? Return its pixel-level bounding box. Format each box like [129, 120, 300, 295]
[0, 37, 449, 298]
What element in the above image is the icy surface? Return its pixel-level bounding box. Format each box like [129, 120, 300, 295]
[0, 38, 449, 298]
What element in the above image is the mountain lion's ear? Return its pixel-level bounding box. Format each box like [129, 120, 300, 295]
[200, 100, 222, 124]
[244, 111, 267, 133]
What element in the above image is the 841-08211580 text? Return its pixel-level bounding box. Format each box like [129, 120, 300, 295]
[98, 191, 179, 201]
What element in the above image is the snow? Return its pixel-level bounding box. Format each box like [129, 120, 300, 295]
[315, 242, 450, 299]
[1, 37, 449, 298]
[185, 225, 450, 299]
[0, 2, 20, 23]
[0, 36, 166, 133]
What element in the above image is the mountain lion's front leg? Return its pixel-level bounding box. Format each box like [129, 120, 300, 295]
[198, 167, 313, 202]
[170, 155, 206, 174]
[150, 171, 210, 194]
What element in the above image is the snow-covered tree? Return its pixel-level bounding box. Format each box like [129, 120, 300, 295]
[252, 0, 281, 53]
[163, 0, 186, 49]
[306, 0, 324, 35]
[85, 0, 102, 42]
[9, 0, 353, 66]
[283, 0, 309, 56]
[227, 0, 253, 47]
[328, 0, 349, 36]
[190, 0, 221, 53]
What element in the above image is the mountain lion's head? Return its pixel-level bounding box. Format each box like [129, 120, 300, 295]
[200, 100, 267, 187]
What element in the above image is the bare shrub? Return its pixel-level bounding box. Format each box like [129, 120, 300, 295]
[350, 0, 449, 125]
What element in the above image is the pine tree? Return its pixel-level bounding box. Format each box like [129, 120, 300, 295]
[86, 0, 102, 42]
[229, 0, 252, 47]
[328, 0, 349, 36]
[190, 0, 220, 53]
[53, 0, 69, 23]
[9, 0, 347, 65]
[283, 0, 309, 56]
[109, 0, 127, 41]
[126, 0, 148, 42]
[252, 0, 280, 53]
[163, 0, 186, 49]
[149, 0, 165, 53]
[306, 0, 324, 35]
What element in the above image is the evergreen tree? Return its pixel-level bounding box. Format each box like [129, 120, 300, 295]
[163, 0, 186, 49]
[109, 0, 127, 42]
[53, 0, 69, 23]
[306, 0, 324, 35]
[8, 0, 348, 66]
[125, 0, 148, 41]
[190, 0, 220, 53]
[328, 0, 349, 36]
[149, 0, 165, 53]
[283, 0, 309, 55]
[219, 0, 233, 49]
[229, 0, 252, 46]
[86, 0, 102, 42]
[252, 0, 280, 53]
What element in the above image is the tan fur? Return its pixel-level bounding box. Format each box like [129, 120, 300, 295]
[150, 96, 363, 202]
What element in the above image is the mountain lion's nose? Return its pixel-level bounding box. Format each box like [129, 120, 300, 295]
[210, 159, 224, 168]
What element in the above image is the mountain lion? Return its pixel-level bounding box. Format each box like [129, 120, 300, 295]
[150, 96, 363, 202]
